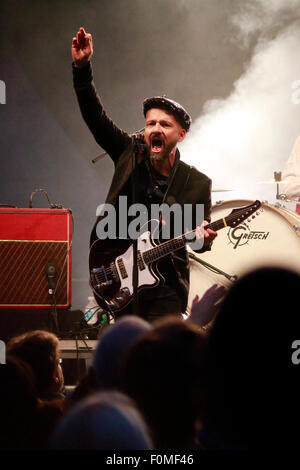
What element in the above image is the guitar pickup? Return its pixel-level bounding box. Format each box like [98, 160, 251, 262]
[138, 251, 145, 271]
[117, 258, 128, 279]
[110, 262, 120, 281]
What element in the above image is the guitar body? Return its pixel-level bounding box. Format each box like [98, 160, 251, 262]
[89, 231, 161, 314]
[89, 200, 262, 315]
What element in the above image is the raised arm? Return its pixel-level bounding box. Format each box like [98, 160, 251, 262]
[72, 27, 131, 163]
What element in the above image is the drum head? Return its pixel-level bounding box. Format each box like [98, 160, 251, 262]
[188, 200, 300, 311]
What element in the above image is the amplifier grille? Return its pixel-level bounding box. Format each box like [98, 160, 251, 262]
[0, 241, 69, 307]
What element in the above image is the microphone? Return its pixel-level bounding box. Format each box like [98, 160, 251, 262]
[133, 132, 147, 157]
[46, 262, 57, 295]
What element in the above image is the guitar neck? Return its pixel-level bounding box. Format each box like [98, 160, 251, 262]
[142, 201, 260, 265]
[143, 218, 227, 265]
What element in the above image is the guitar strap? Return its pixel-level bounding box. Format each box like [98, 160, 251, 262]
[145, 150, 180, 202]
[164, 159, 191, 207]
[144, 154, 192, 208]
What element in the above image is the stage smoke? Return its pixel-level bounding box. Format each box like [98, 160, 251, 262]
[181, 0, 300, 202]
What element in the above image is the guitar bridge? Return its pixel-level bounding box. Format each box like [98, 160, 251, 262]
[91, 266, 113, 294]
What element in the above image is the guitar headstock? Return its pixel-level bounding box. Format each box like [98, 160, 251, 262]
[227, 200, 262, 228]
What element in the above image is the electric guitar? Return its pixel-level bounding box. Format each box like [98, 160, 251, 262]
[89, 200, 261, 315]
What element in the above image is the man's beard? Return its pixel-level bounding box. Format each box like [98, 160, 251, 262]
[148, 141, 177, 163]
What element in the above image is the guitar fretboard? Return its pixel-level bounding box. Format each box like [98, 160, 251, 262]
[143, 201, 260, 264]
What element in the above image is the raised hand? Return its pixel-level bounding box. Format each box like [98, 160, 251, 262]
[189, 284, 226, 327]
[72, 27, 93, 68]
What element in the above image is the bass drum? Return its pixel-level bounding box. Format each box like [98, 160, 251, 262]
[187, 199, 300, 312]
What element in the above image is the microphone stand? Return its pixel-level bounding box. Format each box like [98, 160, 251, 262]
[91, 128, 145, 164]
[46, 263, 59, 335]
[49, 291, 59, 335]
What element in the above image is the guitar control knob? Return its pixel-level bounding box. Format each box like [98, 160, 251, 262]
[116, 296, 124, 302]
[121, 287, 130, 295]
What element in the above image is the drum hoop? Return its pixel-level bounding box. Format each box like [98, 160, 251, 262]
[212, 198, 254, 210]
[212, 199, 300, 240]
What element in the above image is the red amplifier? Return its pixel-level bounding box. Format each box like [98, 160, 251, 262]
[0, 208, 72, 308]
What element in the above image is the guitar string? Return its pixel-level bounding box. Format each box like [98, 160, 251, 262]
[93, 202, 260, 279]
[144, 202, 261, 263]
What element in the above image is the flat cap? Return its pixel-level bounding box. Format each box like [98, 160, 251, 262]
[143, 96, 192, 131]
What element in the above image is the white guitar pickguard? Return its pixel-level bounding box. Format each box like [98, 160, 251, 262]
[115, 231, 159, 295]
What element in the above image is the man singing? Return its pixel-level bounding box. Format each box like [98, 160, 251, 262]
[72, 27, 217, 321]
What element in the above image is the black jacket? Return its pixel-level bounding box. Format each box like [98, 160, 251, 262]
[73, 62, 212, 311]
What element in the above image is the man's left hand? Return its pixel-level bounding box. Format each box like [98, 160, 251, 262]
[195, 220, 218, 246]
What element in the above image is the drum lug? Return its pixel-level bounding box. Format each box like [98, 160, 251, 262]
[293, 225, 300, 232]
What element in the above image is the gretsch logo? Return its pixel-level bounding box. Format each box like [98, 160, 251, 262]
[228, 223, 269, 249]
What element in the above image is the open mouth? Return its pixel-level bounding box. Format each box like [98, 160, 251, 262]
[151, 136, 164, 153]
